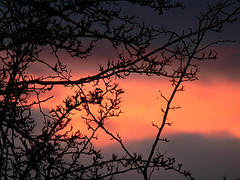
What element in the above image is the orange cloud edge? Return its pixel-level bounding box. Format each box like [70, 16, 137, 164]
[34, 75, 240, 147]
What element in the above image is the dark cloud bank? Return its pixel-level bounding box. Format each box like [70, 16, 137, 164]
[198, 45, 240, 83]
[32, 107, 240, 180]
[101, 133, 240, 180]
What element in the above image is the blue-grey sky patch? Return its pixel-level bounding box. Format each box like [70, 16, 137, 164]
[100, 133, 240, 180]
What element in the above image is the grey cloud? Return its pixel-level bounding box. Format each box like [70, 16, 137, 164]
[198, 46, 240, 83]
[31, 108, 240, 179]
[101, 133, 240, 180]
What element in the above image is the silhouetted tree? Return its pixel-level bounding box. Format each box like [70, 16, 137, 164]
[0, 0, 239, 179]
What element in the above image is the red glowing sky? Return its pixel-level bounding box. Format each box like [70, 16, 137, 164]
[33, 45, 240, 147]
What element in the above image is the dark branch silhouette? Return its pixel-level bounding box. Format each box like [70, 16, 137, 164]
[1, 0, 239, 179]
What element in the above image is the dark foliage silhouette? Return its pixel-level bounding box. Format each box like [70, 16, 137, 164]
[0, 0, 239, 179]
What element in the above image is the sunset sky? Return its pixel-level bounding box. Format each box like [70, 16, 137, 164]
[31, 0, 240, 179]
[34, 44, 240, 179]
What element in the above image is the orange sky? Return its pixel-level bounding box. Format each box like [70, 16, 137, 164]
[35, 74, 240, 147]
[29, 43, 240, 147]
[102, 77, 240, 142]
